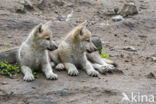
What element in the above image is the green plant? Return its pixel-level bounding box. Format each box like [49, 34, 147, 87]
[97, 47, 110, 60]
[101, 51, 110, 60]
[0, 62, 20, 78]
[97, 48, 110, 60]
[0, 62, 39, 78]
[32, 71, 38, 78]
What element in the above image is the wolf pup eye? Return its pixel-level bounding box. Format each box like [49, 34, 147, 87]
[86, 39, 90, 42]
[46, 37, 50, 40]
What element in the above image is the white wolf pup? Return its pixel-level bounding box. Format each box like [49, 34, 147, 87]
[53, 21, 99, 77]
[18, 22, 58, 81]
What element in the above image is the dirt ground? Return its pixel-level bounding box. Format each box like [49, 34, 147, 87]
[0, 0, 156, 104]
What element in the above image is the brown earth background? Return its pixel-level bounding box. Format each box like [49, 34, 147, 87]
[0, 0, 156, 104]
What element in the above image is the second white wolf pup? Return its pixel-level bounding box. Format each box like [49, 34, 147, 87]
[56, 21, 99, 77]
[18, 22, 58, 81]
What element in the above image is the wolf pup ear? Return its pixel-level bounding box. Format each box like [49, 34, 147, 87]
[38, 24, 42, 33]
[79, 26, 84, 36]
[33, 24, 43, 37]
[73, 21, 87, 37]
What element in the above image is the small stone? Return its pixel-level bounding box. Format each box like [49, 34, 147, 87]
[7, 35, 13, 38]
[114, 34, 118, 37]
[120, 3, 138, 17]
[1, 81, 8, 85]
[125, 60, 129, 62]
[151, 57, 156, 61]
[80, 80, 86, 82]
[32, 86, 36, 89]
[138, 35, 147, 38]
[146, 72, 155, 79]
[112, 15, 124, 22]
[120, 54, 124, 58]
[16, 5, 25, 13]
[114, 8, 119, 14]
[123, 46, 136, 51]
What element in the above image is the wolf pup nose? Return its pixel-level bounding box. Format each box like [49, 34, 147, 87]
[92, 47, 97, 52]
[88, 47, 97, 53]
[47, 43, 58, 51]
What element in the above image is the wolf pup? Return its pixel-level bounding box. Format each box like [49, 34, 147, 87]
[18, 22, 58, 81]
[55, 21, 99, 77]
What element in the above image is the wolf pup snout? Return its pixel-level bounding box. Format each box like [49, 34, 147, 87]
[87, 42, 97, 53]
[48, 41, 58, 51]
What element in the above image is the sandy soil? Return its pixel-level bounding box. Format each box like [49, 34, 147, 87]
[0, 0, 156, 104]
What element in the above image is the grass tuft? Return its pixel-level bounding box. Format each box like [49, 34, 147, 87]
[0, 62, 20, 78]
[0, 62, 39, 78]
[32, 71, 38, 78]
[101, 51, 110, 60]
[97, 48, 110, 60]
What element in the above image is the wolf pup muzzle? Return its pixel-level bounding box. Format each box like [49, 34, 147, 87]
[87, 47, 97, 53]
[47, 44, 58, 51]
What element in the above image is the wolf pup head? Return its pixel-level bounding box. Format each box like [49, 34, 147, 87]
[33, 21, 57, 51]
[72, 21, 97, 53]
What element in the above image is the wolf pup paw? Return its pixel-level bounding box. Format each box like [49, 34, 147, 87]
[99, 64, 115, 73]
[105, 64, 115, 70]
[46, 73, 58, 80]
[23, 74, 35, 81]
[56, 63, 65, 71]
[87, 70, 99, 77]
[68, 68, 79, 76]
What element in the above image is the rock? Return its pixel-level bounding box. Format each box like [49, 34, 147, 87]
[91, 36, 102, 54]
[151, 57, 156, 61]
[17, 0, 46, 10]
[15, 5, 25, 13]
[120, 3, 138, 17]
[112, 15, 124, 22]
[7, 35, 13, 38]
[1, 81, 8, 85]
[53, 0, 65, 6]
[32, 86, 36, 89]
[106, 10, 116, 16]
[123, 46, 136, 51]
[0, 47, 18, 64]
[114, 8, 119, 14]
[22, 0, 33, 7]
[146, 72, 155, 79]
[138, 35, 147, 38]
[38, 0, 44, 5]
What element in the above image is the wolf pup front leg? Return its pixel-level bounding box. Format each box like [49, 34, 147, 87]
[82, 57, 99, 77]
[21, 66, 35, 81]
[42, 50, 57, 79]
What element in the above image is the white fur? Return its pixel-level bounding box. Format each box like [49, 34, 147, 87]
[57, 23, 99, 77]
[18, 24, 57, 81]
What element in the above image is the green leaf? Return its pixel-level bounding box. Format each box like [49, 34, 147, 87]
[0, 62, 20, 78]
[32, 71, 38, 78]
